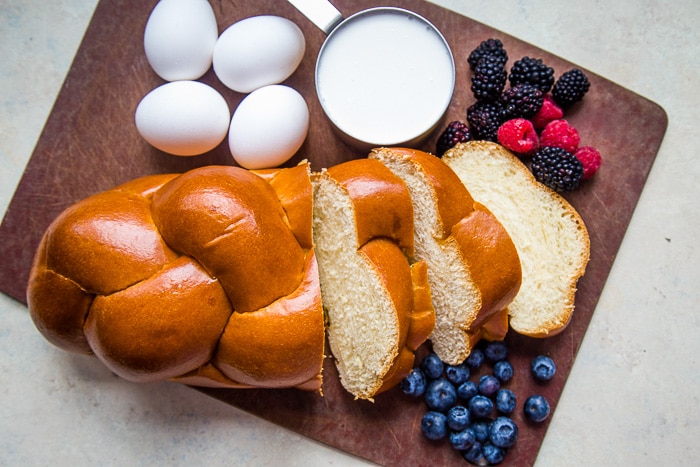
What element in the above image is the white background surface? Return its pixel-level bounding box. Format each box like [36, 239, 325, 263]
[1, 1, 699, 465]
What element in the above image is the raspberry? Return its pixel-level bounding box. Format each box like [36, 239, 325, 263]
[531, 146, 584, 192]
[531, 94, 564, 130]
[540, 119, 580, 153]
[436, 121, 470, 156]
[497, 118, 539, 156]
[574, 146, 602, 180]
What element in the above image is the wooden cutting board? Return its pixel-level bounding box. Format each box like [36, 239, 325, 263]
[0, 0, 666, 465]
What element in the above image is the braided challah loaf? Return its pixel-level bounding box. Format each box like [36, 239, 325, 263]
[28, 148, 543, 397]
[28, 163, 325, 391]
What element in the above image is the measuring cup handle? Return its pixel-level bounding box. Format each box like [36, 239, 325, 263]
[287, 0, 344, 34]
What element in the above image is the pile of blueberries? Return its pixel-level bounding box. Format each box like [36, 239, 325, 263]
[400, 341, 557, 465]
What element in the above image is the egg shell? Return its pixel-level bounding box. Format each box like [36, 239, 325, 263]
[229, 85, 309, 169]
[135, 81, 230, 156]
[213, 16, 305, 93]
[144, 0, 218, 81]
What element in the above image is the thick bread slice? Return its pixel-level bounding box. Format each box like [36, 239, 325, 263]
[311, 159, 434, 399]
[371, 148, 521, 364]
[443, 141, 590, 337]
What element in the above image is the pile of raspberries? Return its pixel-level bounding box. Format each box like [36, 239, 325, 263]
[435, 38, 601, 192]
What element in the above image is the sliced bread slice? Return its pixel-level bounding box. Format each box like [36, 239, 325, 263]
[443, 141, 590, 337]
[371, 148, 521, 364]
[311, 159, 434, 399]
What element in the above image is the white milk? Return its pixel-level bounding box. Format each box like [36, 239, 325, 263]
[316, 8, 454, 146]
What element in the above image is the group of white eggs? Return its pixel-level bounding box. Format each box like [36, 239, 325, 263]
[134, 0, 309, 169]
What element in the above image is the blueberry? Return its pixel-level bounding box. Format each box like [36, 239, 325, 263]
[493, 360, 514, 383]
[489, 416, 519, 448]
[471, 420, 490, 443]
[457, 380, 478, 401]
[531, 355, 557, 381]
[465, 348, 484, 369]
[421, 411, 448, 440]
[482, 442, 506, 464]
[425, 377, 457, 412]
[484, 341, 509, 363]
[447, 405, 470, 431]
[399, 368, 427, 397]
[462, 441, 485, 464]
[468, 394, 494, 418]
[421, 352, 445, 380]
[445, 363, 470, 385]
[450, 427, 476, 451]
[478, 374, 501, 397]
[524, 394, 551, 422]
[495, 389, 517, 415]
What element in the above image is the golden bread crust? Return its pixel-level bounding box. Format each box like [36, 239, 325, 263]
[214, 251, 324, 390]
[326, 159, 414, 254]
[151, 166, 306, 313]
[314, 159, 434, 399]
[27, 164, 324, 391]
[84, 256, 231, 382]
[451, 203, 522, 329]
[374, 148, 474, 239]
[443, 141, 590, 338]
[369, 147, 522, 363]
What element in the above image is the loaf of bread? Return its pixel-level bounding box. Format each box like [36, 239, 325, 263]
[27, 163, 326, 391]
[370, 148, 521, 364]
[311, 158, 435, 399]
[28, 141, 584, 395]
[443, 141, 590, 337]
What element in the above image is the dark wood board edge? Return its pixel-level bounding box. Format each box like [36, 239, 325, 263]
[0, 0, 668, 465]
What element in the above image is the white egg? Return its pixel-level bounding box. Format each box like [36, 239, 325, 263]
[135, 81, 230, 156]
[213, 16, 305, 93]
[229, 85, 309, 169]
[144, 0, 218, 81]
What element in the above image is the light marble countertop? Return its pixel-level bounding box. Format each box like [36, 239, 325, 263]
[1, 1, 698, 465]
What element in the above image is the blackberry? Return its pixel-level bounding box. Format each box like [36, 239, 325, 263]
[471, 55, 507, 102]
[467, 38, 508, 71]
[501, 83, 544, 118]
[531, 146, 584, 192]
[552, 68, 590, 107]
[436, 121, 470, 156]
[508, 56, 555, 93]
[467, 101, 506, 142]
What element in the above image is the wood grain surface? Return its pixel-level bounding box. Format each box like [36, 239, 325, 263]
[0, 0, 667, 465]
